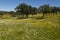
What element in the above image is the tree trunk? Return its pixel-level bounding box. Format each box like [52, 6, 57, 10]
[26, 14, 28, 18]
[32, 14, 33, 16]
[56, 12, 57, 15]
[42, 13, 44, 19]
[49, 13, 50, 15]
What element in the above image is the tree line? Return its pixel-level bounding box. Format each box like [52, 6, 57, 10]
[15, 3, 60, 18]
[0, 3, 60, 18]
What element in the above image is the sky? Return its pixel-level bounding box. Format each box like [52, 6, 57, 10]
[0, 0, 60, 11]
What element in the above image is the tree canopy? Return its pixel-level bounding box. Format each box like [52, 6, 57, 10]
[15, 3, 37, 18]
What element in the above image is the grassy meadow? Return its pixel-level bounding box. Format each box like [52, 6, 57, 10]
[0, 13, 60, 40]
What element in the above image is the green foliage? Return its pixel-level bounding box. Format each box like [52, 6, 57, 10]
[0, 4, 60, 19]
[0, 3, 60, 40]
[9, 11, 16, 17]
[15, 3, 30, 18]
[38, 4, 50, 16]
[15, 3, 37, 18]
[39, 4, 50, 13]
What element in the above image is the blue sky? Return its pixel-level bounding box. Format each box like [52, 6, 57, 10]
[0, 0, 60, 11]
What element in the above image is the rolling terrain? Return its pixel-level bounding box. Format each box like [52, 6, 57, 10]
[0, 14, 60, 40]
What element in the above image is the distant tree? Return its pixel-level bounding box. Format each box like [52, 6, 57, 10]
[15, 3, 37, 18]
[31, 7, 37, 16]
[57, 7, 60, 13]
[38, 4, 50, 17]
[15, 3, 30, 18]
[51, 7, 58, 14]
[48, 6, 60, 15]
[0, 11, 9, 15]
[10, 11, 15, 17]
[0, 12, 3, 15]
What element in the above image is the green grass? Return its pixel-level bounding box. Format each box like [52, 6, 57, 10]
[0, 14, 60, 40]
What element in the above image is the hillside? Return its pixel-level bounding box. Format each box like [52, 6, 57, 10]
[0, 14, 60, 40]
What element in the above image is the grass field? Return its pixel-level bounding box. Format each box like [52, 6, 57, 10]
[0, 14, 60, 40]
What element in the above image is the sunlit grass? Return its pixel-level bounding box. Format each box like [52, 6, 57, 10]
[0, 13, 60, 40]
